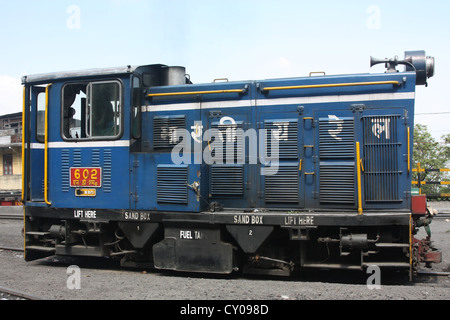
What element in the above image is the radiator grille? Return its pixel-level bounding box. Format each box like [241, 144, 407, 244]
[362, 115, 401, 202]
[157, 165, 188, 204]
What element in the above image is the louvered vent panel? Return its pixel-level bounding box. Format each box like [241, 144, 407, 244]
[319, 117, 354, 158]
[265, 120, 298, 159]
[265, 165, 298, 203]
[210, 121, 244, 163]
[61, 150, 70, 192]
[211, 165, 244, 196]
[320, 162, 355, 204]
[362, 115, 401, 202]
[103, 149, 112, 193]
[157, 166, 188, 204]
[92, 149, 100, 167]
[153, 115, 186, 149]
[73, 149, 81, 166]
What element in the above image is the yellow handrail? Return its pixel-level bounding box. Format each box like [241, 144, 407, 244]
[407, 127, 411, 174]
[21, 87, 26, 202]
[262, 80, 400, 92]
[356, 142, 363, 215]
[44, 84, 52, 205]
[147, 88, 246, 98]
[21, 86, 27, 257]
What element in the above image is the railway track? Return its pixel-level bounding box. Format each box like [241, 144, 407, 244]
[0, 213, 22, 220]
[0, 246, 23, 252]
[0, 285, 43, 300]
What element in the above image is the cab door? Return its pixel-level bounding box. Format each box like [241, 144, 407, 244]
[26, 85, 48, 202]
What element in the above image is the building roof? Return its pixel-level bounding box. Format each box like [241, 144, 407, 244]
[0, 112, 21, 120]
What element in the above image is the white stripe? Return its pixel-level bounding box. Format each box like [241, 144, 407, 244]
[30, 143, 44, 149]
[30, 141, 130, 149]
[145, 100, 252, 112]
[144, 92, 414, 112]
[255, 92, 415, 106]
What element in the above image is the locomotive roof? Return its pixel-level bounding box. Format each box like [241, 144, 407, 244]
[21, 65, 139, 84]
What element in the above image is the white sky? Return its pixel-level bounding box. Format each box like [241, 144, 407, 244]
[0, 0, 448, 141]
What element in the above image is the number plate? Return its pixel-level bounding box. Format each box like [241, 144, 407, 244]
[70, 167, 102, 188]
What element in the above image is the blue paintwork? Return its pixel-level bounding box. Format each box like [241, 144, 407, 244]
[23, 65, 417, 213]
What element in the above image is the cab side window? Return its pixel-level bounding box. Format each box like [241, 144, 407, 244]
[62, 81, 122, 140]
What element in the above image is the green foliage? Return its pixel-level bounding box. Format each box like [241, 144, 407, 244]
[413, 124, 450, 196]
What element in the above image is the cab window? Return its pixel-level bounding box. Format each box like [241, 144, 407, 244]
[62, 81, 122, 140]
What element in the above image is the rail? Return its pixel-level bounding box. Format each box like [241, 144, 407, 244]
[147, 88, 247, 98]
[0, 285, 43, 300]
[261, 80, 400, 93]
[412, 162, 450, 198]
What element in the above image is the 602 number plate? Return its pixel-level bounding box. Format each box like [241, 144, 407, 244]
[70, 167, 102, 187]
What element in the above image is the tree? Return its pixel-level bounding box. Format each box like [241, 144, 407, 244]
[413, 124, 450, 197]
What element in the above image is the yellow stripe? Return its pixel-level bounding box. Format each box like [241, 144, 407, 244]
[147, 88, 245, 98]
[44, 84, 52, 205]
[262, 81, 400, 92]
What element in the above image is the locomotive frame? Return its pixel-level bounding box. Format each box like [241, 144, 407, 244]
[21, 51, 441, 278]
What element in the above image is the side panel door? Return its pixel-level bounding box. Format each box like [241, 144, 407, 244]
[257, 105, 304, 208]
[314, 109, 357, 209]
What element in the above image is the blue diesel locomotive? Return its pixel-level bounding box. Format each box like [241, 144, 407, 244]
[21, 50, 441, 278]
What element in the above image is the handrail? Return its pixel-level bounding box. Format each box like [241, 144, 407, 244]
[356, 142, 363, 215]
[21, 86, 27, 257]
[21, 87, 26, 202]
[407, 127, 411, 174]
[261, 80, 400, 92]
[44, 84, 52, 205]
[147, 88, 247, 98]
